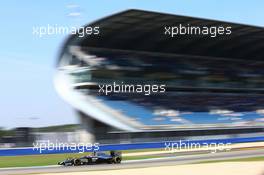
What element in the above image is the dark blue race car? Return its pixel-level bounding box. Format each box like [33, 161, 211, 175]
[58, 151, 122, 166]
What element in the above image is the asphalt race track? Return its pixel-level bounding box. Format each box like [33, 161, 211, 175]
[0, 149, 264, 175]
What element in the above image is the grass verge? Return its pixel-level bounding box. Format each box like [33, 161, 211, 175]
[0, 153, 163, 168]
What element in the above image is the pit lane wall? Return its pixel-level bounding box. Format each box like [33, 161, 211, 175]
[0, 136, 263, 156]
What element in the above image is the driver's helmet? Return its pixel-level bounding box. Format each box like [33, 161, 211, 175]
[92, 151, 97, 156]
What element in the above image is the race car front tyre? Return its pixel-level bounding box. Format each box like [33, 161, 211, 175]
[74, 159, 82, 166]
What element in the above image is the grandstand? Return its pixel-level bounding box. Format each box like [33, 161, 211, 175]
[55, 9, 264, 143]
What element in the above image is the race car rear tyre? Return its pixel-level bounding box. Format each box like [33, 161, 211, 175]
[114, 157, 121, 164]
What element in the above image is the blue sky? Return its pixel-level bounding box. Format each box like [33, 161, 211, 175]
[0, 0, 263, 129]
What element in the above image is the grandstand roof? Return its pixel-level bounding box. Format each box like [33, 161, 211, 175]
[63, 9, 264, 62]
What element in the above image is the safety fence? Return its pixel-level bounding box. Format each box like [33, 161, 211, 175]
[0, 136, 263, 156]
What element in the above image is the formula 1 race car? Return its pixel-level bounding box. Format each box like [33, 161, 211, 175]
[58, 151, 122, 166]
